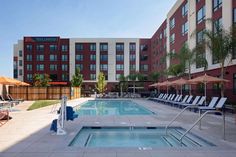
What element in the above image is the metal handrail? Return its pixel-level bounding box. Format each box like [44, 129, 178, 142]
[179, 110, 225, 143]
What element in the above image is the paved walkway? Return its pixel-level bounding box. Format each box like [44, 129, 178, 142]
[0, 98, 236, 157]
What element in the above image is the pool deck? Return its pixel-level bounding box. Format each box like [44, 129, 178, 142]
[0, 98, 236, 157]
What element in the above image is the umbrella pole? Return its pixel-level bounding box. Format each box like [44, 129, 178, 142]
[181, 85, 183, 96]
[204, 82, 207, 106]
[167, 86, 168, 94]
[176, 85, 178, 95]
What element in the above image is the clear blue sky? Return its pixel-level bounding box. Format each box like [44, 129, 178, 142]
[0, 0, 175, 77]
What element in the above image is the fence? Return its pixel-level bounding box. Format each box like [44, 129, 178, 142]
[9, 86, 81, 100]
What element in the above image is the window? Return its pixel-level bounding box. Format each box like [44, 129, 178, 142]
[164, 28, 167, 37]
[182, 22, 188, 35]
[213, 18, 222, 33]
[130, 54, 136, 61]
[61, 55, 68, 61]
[197, 6, 205, 24]
[116, 74, 121, 80]
[116, 43, 124, 51]
[36, 45, 44, 51]
[19, 50, 22, 57]
[159, 33, 163, 40]
[50, 55, 57, 61]
[196, 52, 205, 68]
[75, 54, 83, 61]
[19, 69, 22, 76]
[90, 43, 96, 51]
[62, 74, 68, 81]
[233, 48, 236, 59]
[36, 64, 44, 71]
[233, 8, 236, 24]
[75, 43, 83, 51]
[140, 55, 148, 61]
[62, 64, 68, 71]
[196, 30, 204, 44]
[27, 74, 33, 81]
[234, 74, 236, 94]
[90, 74, 96, 80]
[61, 45, 68, 52]
[27, 64, 32, 71]
[50, 64, 57, 71]
[90, 64, 96, 71]
[196, 0, 200, 3]
[75, 64, 83, 71]
[100, 54, 108, 61]
[170, 33, 175, 44]
[90, 54, 96, 61]
[26, 55, 32, 61]
[140, 64, 148, 71]
[140, 44, 148, 51]
[116, 64, 124, 71]
[49, 45, 57, 51]
[26, 44, 32, 51]
[182, 2, 188, 16]
[50, 74, 58, 81]
[36, 55, 44, 61]
[19, 60, 22, 66]
[213, 0, 222, 12]
[116, 54, 124, 61]
[100, 43, 108, 51]
[130, 43, 136, 51]
[130, 64, 136, 71]
[100, 64, 108, 71]
[170, 18, 175, 29]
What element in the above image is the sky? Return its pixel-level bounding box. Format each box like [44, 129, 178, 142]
[0, 0, 176, 77]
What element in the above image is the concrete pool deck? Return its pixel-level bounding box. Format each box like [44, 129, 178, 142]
[0, 98, 236, 157]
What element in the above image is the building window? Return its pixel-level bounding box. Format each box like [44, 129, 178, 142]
[75, 54, 83, 61]
[62, 74, 68, 81]
[100, 54, 108, 61]
[27, 74, 33, 81]
[233, 8, 236, 24]
[182, 2, 188, 16]
[75, 43, 83, 51]
[140, 55, 148, 61]
[26, 55, 32, 61]
[164, 28, 167, 37]
[36, 55, 44, 61]
[19, 69, 22, 76]
[49, 45, 57, 51]
[213, 0, 222, 12]
[234, 74, 236, 94]
[213, 18, 222, 33]
[182, 22, 188, 35]
[50, 74, 58, 81]
[75, 64, 83, 71]
[90, 43, 96, 51]
[62, 64, 68, 71]
[140, 64, 148, 71]
[130, 43, 136, 51]
[36, 64, 44, 71]
[100, 43, 108, 51]
[116, 64, 124, 71]
[116, 74, 121, 80]
[90, 74, 96, 80]
[196, 30, 204, 44]
[100, 64, 108, 71]
[26, 44, 32, 51]
[116, 43, 124, 51]
[170, 33, 175, 44]
[50, 64, 57, 71]
[61, 55, 68, 61]
[19, 60, 22, 66]
[90, 54, 96, 61]
[116, 54, 124, 61]
[61, 45, 68, 52]
[90, 64, 96, 71]
[130, 54, 136, 61]
[196, 0, 200, 3]
[140, 44, 148, 51]
[130, 64, 136, 71]
[159, 33, 163, 40]
[19, 50, 22, 57]
[196, 52, 205, 68]
[36, 45, 44, 51]
[27, 64, 32, 71]
[197, 6, 206, 24]
[170, 18, 175, 29]
[50, 55, 57, 61]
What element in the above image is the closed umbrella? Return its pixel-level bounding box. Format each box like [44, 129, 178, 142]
[171, 78, 189, 96]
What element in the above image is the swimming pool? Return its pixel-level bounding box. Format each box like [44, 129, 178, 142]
[74, 100, 154, 116]
[69, 127, 215, 148]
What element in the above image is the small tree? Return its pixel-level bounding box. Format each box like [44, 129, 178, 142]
[119, 74, 128, 96]
[167, 64, 185, 77]
[71, 68, 83, 87]
[128, 73, 138, 94]
[96, 72, 107, 94]
[33, 74, 42, 87]
[41, 74, 51, 87]
[149, 72, 160, 83]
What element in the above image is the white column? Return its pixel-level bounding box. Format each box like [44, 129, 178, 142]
[222, 0, 233, 31]
[136, 40, 140, 73]
[124, 41, 130, 77]
[96, 41, 100, 80]
[108, 40, 116, 82]
[69, 38, 75, 80]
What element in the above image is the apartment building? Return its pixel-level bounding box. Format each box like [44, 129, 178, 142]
[13, 0, 236, 100]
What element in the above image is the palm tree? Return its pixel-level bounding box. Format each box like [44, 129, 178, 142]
[202, 23, 236, 96]
[128, 73, 137, 94]
[118, 74, 128, 96]
[149, 72, 160, 83]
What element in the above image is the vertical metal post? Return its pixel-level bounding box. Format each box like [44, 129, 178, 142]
[199, 110, 202, 130]
[223, 110, 225, 140]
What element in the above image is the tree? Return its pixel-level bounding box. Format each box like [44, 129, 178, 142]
[33, 74, 51, 87]
[128, 73, 137, 94]
[167, 64, 185, 77]
[71, 68, 83, 87]
[149, 72, 160, 83]
[41, 74, 51, 87]
[33, 74, 42, 87]
[96, 72, 107, 94]
[118, 74, 128, 96]
[202, 22, 236, 96]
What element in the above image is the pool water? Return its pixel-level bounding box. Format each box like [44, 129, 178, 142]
[69, 127, 215, 148]
[74, 100, 154, 116]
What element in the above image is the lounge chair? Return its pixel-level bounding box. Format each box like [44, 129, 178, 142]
[163, 94, 176, 103]
[180, 96, 201, 107]
[172, 95, 189, 107]
[166, 95, 179, 104]
[8, 95, 24, 102]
